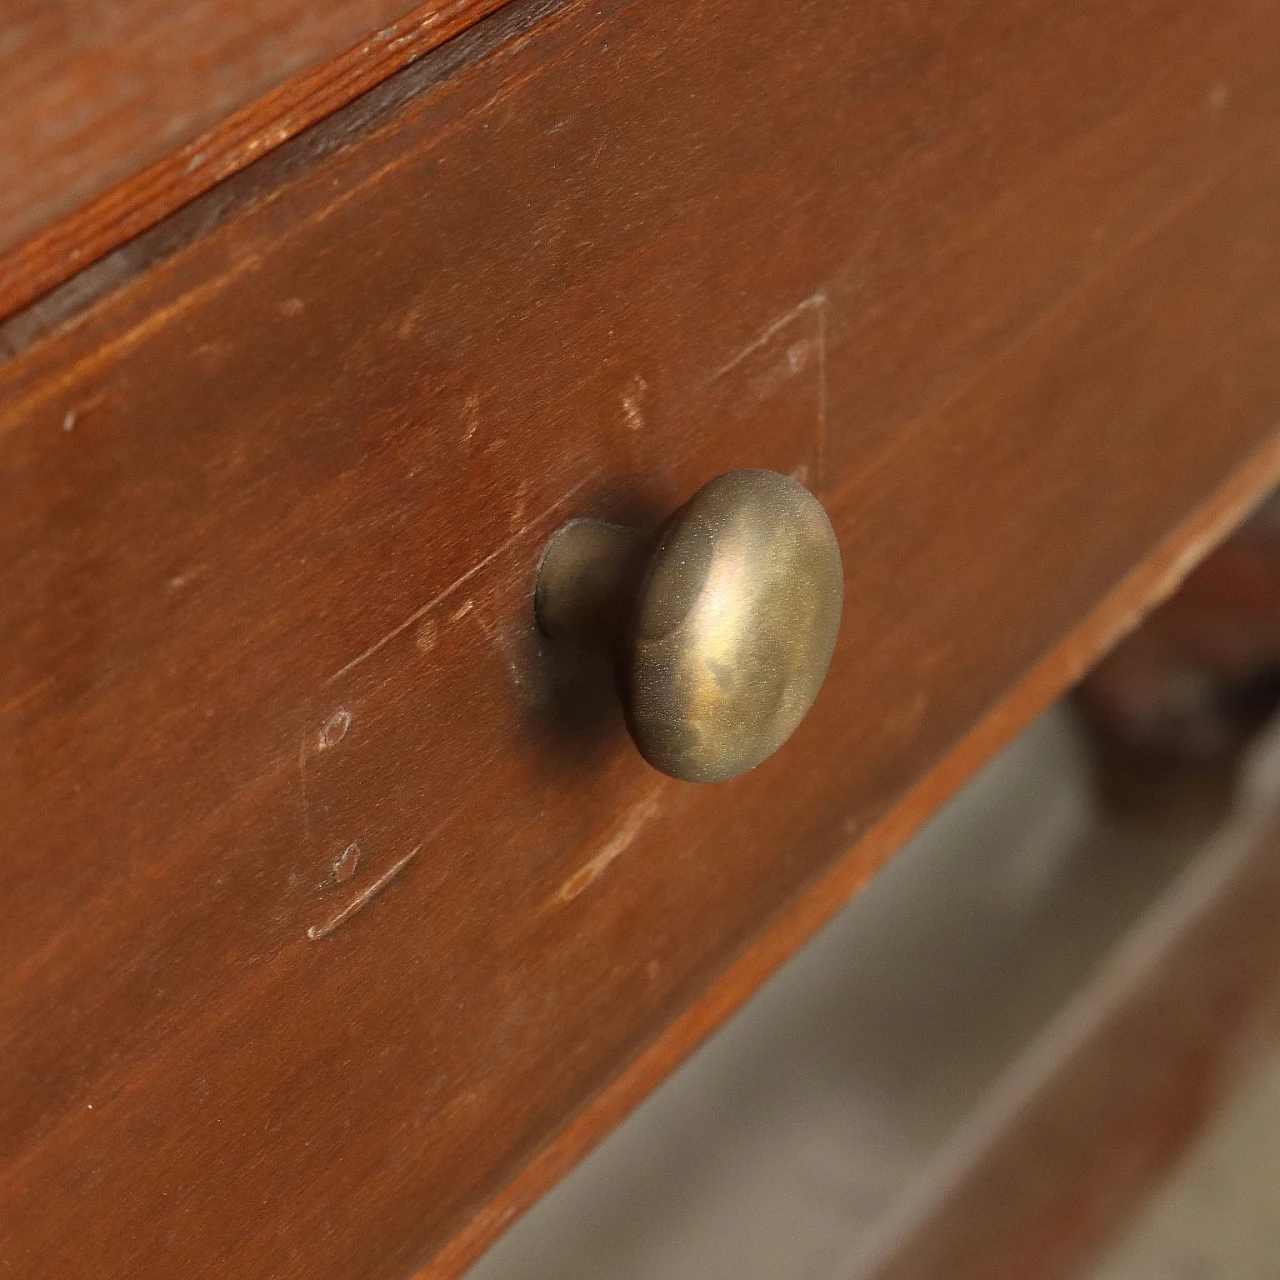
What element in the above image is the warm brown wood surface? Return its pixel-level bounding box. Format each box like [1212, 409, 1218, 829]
[5, 0, 1280, 1277]
[0, 0, 509, 319]
[867, 794, 1280, 1280]
[433, 439, 1280, 1280]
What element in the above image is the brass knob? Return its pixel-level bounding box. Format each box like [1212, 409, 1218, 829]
[535, 469, 843, 782]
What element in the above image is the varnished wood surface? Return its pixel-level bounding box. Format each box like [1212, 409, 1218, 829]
[0, 0, 509, 319]
[5, 1, 1280, 1276]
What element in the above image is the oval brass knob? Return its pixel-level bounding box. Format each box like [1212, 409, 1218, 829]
[535, 469, 843, 783]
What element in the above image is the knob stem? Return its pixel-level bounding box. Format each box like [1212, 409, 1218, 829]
[535, 519, 649, 650]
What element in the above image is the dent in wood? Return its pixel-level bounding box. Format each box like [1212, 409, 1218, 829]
[306, 843, 422, 940]
[333, 842, 361, 883]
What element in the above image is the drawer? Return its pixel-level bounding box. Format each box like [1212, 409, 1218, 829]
[5, 1, 1280, 1276]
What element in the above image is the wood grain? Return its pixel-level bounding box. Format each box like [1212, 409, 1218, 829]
[0, 0, 511, 319]
[4, 0, 1280, 1277]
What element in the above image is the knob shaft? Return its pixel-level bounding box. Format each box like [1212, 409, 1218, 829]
[536, 469, 843, 783]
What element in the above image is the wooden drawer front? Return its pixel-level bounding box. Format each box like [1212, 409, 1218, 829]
[5, 1, 1280, 1276]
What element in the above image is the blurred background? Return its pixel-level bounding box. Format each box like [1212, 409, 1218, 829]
[468, 499, 1280, 1280]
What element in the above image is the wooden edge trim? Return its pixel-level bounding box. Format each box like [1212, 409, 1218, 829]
[0, 0, 512, 322]
[420, 427, 1280, 1279]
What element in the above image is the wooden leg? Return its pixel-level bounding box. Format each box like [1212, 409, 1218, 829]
[1072, 497, 1280, 834]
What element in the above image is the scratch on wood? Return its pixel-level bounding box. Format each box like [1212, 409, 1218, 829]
[510, 480, 528, 532]
[297, 735, 312, 847]
[621, 375, 647, 432]
[324, 475, 593, 686]
[0, 677, 53, 722]
[557, 789, 664, 902]
[307, 843, 423, 940]
[711, 291, 827, 381]
[461, 392, 481, 445]
[462, 600, 495, 640]
[709, 291, 828, 490]
[451, 596, 530, 697]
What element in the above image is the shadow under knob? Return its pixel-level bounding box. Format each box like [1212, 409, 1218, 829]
[535, 469, 843, 783]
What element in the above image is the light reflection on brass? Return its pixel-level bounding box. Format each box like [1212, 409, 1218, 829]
[535, 469, 843, 783]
